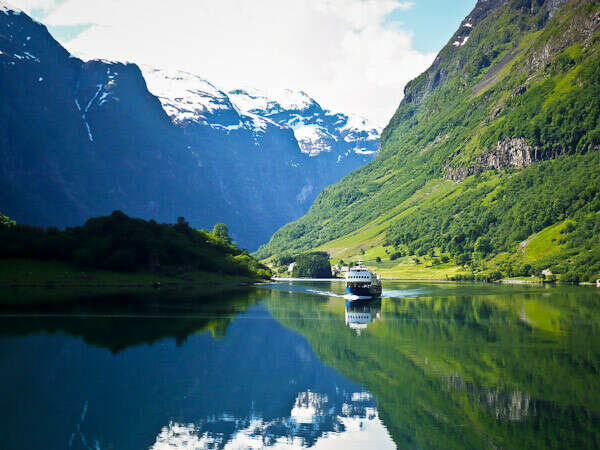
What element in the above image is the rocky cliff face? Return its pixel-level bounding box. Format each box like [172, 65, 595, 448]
[445, 137, 540, 181]
[0, 2, 378, 250]
[528, 0, 598, 70]
[397, 0, 509, 109]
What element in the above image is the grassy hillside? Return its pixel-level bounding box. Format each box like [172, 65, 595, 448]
[257, 0, 600, 282]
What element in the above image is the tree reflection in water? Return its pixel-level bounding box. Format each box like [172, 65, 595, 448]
[266, 283, 600, 449]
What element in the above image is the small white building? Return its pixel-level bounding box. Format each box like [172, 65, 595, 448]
[288, 262, 296, 273]
[332, 264, 341, 276]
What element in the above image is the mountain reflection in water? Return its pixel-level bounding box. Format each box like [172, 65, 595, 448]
[0, 287, 394, 450]
[1, 281, 600, 449]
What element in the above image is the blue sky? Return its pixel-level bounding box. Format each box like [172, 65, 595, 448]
[386, 0, 476, 53]
[19, 0, 478, 125]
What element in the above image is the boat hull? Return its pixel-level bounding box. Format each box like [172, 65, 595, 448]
[345, 285, 382, 299]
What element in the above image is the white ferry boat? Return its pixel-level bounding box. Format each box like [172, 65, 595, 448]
[344, 262, 382, 300]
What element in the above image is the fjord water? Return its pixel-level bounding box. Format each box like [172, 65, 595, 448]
[1, 282, 600, 449]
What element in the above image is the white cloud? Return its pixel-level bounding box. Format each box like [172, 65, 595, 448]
[12, 0, 58, 14]
[397, 1, 415, 11]
[18, 0, 436, 126]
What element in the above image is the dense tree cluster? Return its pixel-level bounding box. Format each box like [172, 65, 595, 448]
[273, 253, 295, 267]
[0, 211, 271, 279]
[292, 252, 332, 278]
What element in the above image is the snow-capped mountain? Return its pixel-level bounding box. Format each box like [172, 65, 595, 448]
[141, 66, 380, 160]
[0, 3, 379, 249]
[229, 87, 380, 157]
[141, 66, 238, 126]
[140, 66, 285, 138]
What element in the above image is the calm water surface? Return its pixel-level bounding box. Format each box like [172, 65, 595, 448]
[1, 281, 600, 449]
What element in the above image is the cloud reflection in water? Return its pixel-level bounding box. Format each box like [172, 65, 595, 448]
[151, 390, 395, 449]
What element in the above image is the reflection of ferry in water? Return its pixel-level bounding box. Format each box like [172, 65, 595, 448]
[345, 298, 382, 335]
[345, 262, 382, 300]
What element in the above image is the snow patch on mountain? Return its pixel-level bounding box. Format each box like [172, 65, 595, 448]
[141, 66, 236, 125]
[229, 87, 315, 113]
[454, 35, 470, 47]
[268, 89, 315, 111]
[340, 113, 380, 141]
[140, 66, 283, 137]
[341, 113, 378, 135]
[227, 87, 270, 112]
[293, 124, 335, 155]
[12, 52, 39, 62]
[241, 111, 279, 133]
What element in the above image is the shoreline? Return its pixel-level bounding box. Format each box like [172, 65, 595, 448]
[0, 281, 259, 308]
[0, 258, 267, 306]
[0, 258, 263, 288]
[0, 280, 258, 289]
[271, 276, 596, 286]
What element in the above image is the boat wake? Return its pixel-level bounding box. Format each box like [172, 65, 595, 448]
[264, 282, 427, 300]
[343, 294, 373, 301]
[261, 283, 346, 298]
[306, 289, 346, 298]
[381, 288, 426, 298]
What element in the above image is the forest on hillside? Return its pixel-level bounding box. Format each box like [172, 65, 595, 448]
[0, 211, 271, 279]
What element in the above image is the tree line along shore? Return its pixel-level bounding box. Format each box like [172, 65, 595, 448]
[0, 211, 272, 294]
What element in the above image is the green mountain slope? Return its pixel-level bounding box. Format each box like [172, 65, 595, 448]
[257, 0, 600, 282]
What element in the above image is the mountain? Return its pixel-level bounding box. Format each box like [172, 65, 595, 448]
[0, 3, 378, 250]
[227, 87, 379, 157]
[258, 0, 600, 282]
[139, 67, 379, 223]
